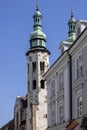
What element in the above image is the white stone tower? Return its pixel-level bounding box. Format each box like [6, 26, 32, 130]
[26, 4, 50, 130]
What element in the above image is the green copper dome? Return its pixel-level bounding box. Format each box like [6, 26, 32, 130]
[59, 10, 76, 53]
[68, 10, 76, 23]
[30, 30, 46, 40]
[29, 4, 47, 49]
[67, 10, 76, 42]
[33, 3, 42, 17]
[34, 10, 42, 17]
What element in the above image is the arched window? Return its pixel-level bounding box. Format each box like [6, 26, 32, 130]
[32, 80, 36, 89]
[36, 18, 37, 22]
[71, 25, 72, 30]
[32, 62, 36, 72]
[40, 80, 45, 89]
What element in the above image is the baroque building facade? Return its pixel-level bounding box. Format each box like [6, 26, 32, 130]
[44, 12, 87, 130]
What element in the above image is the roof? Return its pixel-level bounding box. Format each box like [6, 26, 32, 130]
[0, 119, 14, 130]
[43, 27, 87, 79]
[17, 96, 27, 108]
[68, 26, 87, 53]
[20, 96, 27, 107]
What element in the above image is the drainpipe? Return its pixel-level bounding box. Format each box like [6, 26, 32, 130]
[68, 52, 72, 121]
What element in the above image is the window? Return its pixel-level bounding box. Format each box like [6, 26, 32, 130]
[32, 62, 36, 72]
[40, 80, 45, 89]
[71, 25, 72, 30]
[58, 99, 64, 123]
[77, 27, 81, 37]
[36, 18, 37, 22]
[75, 89, 83, 118]
[50, 103, 56, 126]
[73, 26, 75, 30]
[59, 71, 64, 90]
[21, 109, 26, 121]
[39, 40, 42, 46]
[32, 80, 36, 89]
[50, 79, 55, 97]
[28, 64, 29, 74]
[76, 54, 83, 79]
[32, 41, 37, 47]
[40, 62, 44, 74]
[59, 105, 64, 123]
[77, 96, 83, 117]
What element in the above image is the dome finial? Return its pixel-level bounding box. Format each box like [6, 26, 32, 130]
[36, 0, 39, 11]
[71, 9, 74, 18]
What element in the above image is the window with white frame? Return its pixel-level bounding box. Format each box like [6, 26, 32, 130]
[75, 88, 83, 118]
[77, 96, 83, 117]
[50, 103, 56, 126]
[58, 99, 64, 123]
[59, 71, 64, 90]
[50, 79, 55, 97]
[75, 53, 83, 79]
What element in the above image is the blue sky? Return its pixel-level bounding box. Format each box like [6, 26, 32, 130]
[0, 0, 87, 127]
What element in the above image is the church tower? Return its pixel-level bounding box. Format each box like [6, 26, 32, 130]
[26, 4, 50, 130]
[59, 10, 76, 53]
